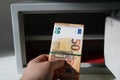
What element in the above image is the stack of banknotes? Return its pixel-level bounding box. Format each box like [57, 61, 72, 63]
[49, 22, 84, 80]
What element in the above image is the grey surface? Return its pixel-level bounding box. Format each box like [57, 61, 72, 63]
[0, 0, 21, 54]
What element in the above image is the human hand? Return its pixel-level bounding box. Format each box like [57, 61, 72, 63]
[21, 54, 65, 80]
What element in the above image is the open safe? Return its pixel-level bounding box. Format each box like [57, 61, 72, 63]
[11, 1, 120, 79]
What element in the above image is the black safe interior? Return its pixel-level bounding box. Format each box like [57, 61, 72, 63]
[22, 12, 107, 64]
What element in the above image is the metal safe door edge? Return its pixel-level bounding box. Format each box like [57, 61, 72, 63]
[104, 17, 120, 80]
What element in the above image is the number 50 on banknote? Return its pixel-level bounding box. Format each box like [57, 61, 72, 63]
[49, 22, 84, 80]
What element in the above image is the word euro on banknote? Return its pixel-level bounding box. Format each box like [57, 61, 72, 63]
[49, 23, 84, 80]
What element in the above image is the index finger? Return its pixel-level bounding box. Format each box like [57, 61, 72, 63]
[30, 54, 49, 63]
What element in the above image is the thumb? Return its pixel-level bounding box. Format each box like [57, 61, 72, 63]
[50, 60, 65, 70]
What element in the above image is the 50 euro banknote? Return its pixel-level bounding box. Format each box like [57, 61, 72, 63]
[49, 23, 84, 80]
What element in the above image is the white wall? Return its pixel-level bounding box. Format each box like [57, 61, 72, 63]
[0, 0, 20, 54]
